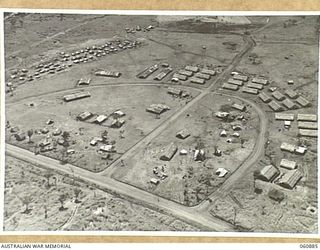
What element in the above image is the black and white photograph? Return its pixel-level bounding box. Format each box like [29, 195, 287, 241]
[2, 12, 319, 234]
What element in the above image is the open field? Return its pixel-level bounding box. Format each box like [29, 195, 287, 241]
[5, 14, 246, 102]
[4, 14, 157, 69]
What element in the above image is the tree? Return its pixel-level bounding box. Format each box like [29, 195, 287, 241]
[62, 131, 70, 142]
[74, 188, 82, 203]
[62, 140, 70, 151]
[119, 130, 125, 139]
[101, 130, 109, 143]
[240, 138, 246, 148]
[20, 171, 25, 179]
[21, 195, 33, 214]
[44, 205, 48, 219]
[232, 207, 238, 226]
[195, 187, 202, 203]
[52, 176, 57, 186]
[58, 194, 68, 211]
[18, 17, 23, 28]
[27, 129, 33, 143]
[44, 170, 54, 188]
[61, 137, 70, 164]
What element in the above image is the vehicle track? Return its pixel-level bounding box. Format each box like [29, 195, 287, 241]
[5, 33, 264, 231]
[194, 92, 268, 211]
[6, 144, 234, 232]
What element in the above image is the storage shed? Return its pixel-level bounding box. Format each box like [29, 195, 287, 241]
[233, 74, 248, 82]
[257, 165, 280, 182]
[194, 72, 210, 80]
[284, 89, 298, 99]
[298, 121, 317, 130]
[252, 77, 268, 85]
[228, 79, 243, 86]
[258, 92, 272, 103]
[280, 159, 297, 170]
[185, 65, 199, 73]
[247, 82, 263, 90]
[77, 111, 93, 121]
[176, 129, 191, 139]
[282, 98, 299, 110]
[278, 170, 302, 189]
[272, 91, 285, 101]
[275, 113, 295, 121]
[296, 96, 310, 107]
[298, 129, 318, 138]
[222, 83, 239, 91]
[280, 142, 296, 153]
[268, 100, 284, 112]
[190, 77, 205, 85]
[160, 143, 178, 161]
[201, 69, 216, 76]
[297, 114, 317, 122]
[242, 86, 258, 95]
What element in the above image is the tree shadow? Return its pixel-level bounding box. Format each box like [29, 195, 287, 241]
[22, 208, 32, 214]
[59, 207, 68, 212]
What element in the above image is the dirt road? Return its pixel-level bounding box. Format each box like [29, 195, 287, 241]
[194, 92, 268, 211]
[6, 143, 234, 232]
[5, 33, 261, 231]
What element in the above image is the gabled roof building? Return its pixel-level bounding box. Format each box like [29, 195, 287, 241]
[222, 83, 239, 91]
[297, 114, 317, 122]
[252, 77, 268, 85]
[233, 74, 248, 82]
[247, 82, 263, 90]
[284, 89, 298, 99]
[160, 143, 178, 161]
[258, 92, 272, 103]
[228, 79, 243, 86]
[268, 100, 284, 112]
[242, 86, 258, 95]
[298, 121, 318, 130]
[257, 165, 280, 182]
[278, 169, 302, 189]
[296, 96, 310, 107]
[282, 98, 299, 109]
[298, 129, 318, 138]
[280, 159, 297, 170]
[280, 142, 296, 153]
[272, 91, 285, 101]
[176, 129, 191, 139]
[275, 113, 295, 121]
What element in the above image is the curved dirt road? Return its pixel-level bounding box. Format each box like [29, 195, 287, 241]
[5, 33, 264, 231]
[194, 92, 269, 211]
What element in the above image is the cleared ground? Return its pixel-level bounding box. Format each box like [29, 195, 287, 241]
[6, 85, 198, 172]
[113, 93, 259, 206]
[4, 14, 318, 233]
[6, 16, 245, 102]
